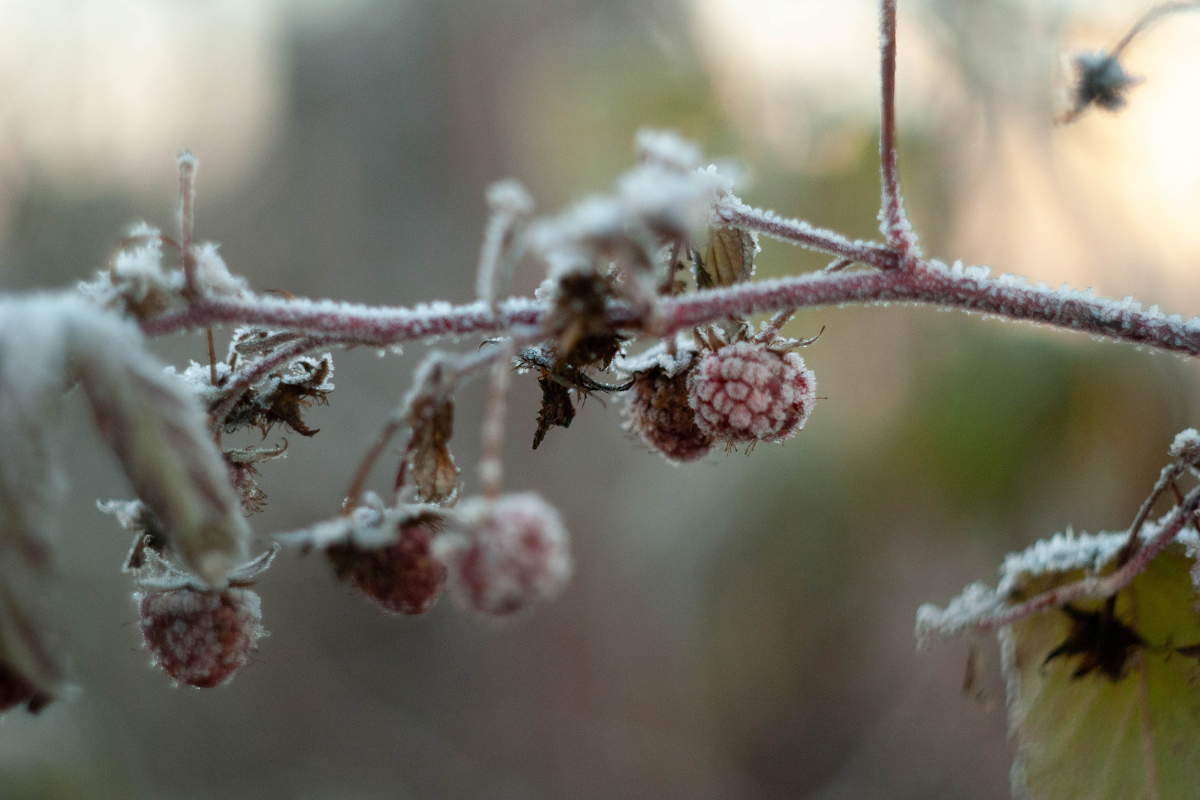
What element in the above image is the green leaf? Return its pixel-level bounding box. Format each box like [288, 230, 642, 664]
[1002, 540, 1200, 800]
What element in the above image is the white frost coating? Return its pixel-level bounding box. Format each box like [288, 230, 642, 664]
[612, 333, 698, 377]
[618, 164, 729, 242]
[192, 243, 249, 297]
[711, 195, 883, 257]
[273, 493, 444, 552]
[634, 129, 702, 172]
[78, 223, 184, 316]
[485, 180, 534, 216]
[1169, 428, 1200, 460]
[916, 518, 1200, 646]
[164, 361, 234, 406]
[914, 582, 1004, 648]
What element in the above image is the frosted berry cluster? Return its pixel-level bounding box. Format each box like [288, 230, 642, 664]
[137, 587, 264, 688]
[329, 521, 447, 615]
[625, 356, 714, 463]
[687, 341, 815, 444]
[437, 493, 572, 616]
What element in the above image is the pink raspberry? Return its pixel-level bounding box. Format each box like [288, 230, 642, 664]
[625, 360, 714, 463]
[137, 587, 264, 688]
[328, 521, 447, 615]
[437, 493, 572, 617]
[687, 341, 816, 444]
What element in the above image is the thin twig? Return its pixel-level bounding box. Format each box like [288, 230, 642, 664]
[178, 152, 199, 298]
[1115, 461, 1187, 566]
[1112, 1, 1200, 57]
[753, 309, 796, 344]
[342, 341, 525, 512]
[141, 259, 1200, 359]
[206, 328, 218, 386]
[877, 0, 915, 259]
[479, 339, 515, 499]
[972, 483, 1200, 632]
[714, 198, 900, 270]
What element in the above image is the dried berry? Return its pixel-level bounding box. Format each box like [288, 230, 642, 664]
[625, 356, 713, 463]
[137, 587, 264, 688]
[438, 493, 572, 617]
[687, 341, 815, 444]
[328, 520, 447, 615]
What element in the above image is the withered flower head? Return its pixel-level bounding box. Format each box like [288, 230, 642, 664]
[403, 360, 460, 504]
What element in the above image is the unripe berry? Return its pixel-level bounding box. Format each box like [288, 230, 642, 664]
[437, 493, 572, 616]
[687, 341, 815, 444]
[625, 360, 714, 463]
[328, 521, 447, 615]
[137, 587, 264, 688]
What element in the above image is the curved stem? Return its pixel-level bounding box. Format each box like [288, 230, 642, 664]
[142, 258, 1200, 359]
[972, 483, 1200, 633]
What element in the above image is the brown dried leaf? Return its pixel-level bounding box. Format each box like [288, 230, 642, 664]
[257, 356, 333, 437]
[533, 373, 576, 450]
[697, 227, 757, 288]
[406, 395, 459, 504]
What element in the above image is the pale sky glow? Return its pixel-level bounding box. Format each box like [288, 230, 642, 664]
[0, 0, 287, 193]
[692, 0, 1200, 301]
[690, 0, 959, 170]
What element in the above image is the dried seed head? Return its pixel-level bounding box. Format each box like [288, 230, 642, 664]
[437, 493, 572, 617]
[328, 519, 447, 615]
[625, 357, 713, 463]
[687, 341, 815, 444]
[137, 586, 264, 688]
[1071, 52, 1137, 114]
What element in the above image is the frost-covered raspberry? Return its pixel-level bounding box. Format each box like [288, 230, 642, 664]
[437, 493, 572, 617]
[625, 360, 713, 463]
[687, 341, 815, 444]
[328, 521, 447, 615]
[138, 587, 264, 688]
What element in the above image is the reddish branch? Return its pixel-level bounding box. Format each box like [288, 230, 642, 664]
[142, 259, 1200, 359]
[971, 482, 1200, 633]
[876, 0, 915, 258]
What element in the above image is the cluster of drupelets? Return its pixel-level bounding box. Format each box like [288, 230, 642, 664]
[39, 128, 819, 696]
[0, 0, 1187, 710]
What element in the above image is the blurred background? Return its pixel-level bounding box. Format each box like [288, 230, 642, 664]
[0, 0, 1199, 797]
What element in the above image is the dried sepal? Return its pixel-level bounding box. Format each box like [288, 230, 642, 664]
[543, 271, 624, 370]
[532, 375, 575, 450]
[218, 354, 335, 438]
[400, 358, 461, 505]
[224, 442, 288, 514]
[256, 355, 333, 437]
[99, 499, 169, 572]
[695, 227, 758, 288]
[517, 343, 632, 449]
